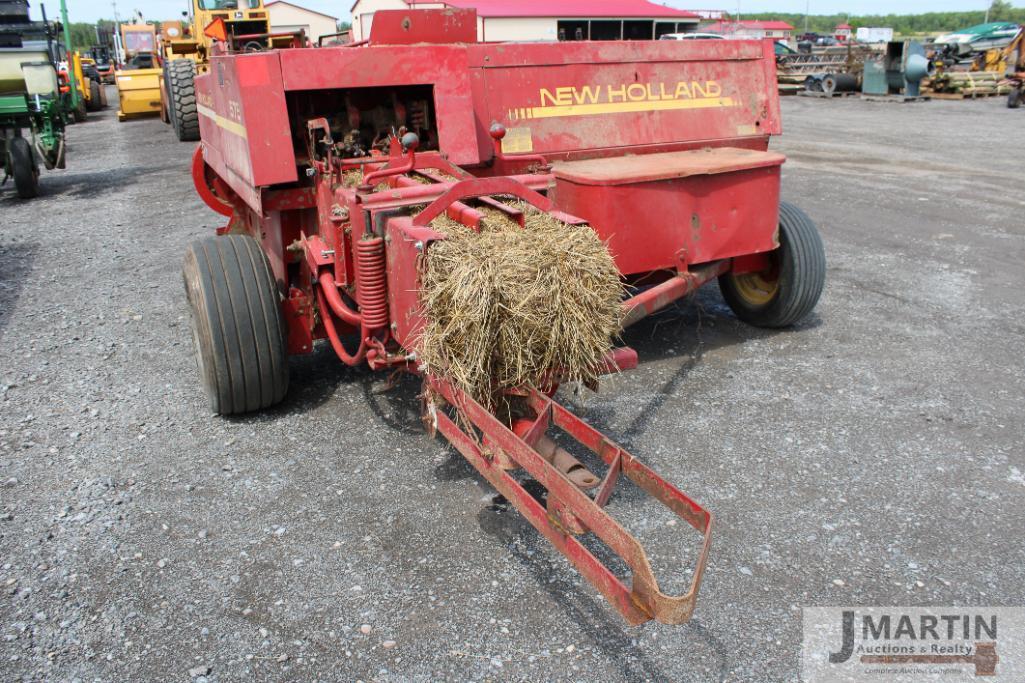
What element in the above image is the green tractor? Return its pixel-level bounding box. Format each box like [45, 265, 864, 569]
[1, 0, 74, 198]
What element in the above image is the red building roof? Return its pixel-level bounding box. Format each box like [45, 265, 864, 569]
[706, 20, 794, 32]
[835, 23, 852, 29]
[435, 0, 698, 18]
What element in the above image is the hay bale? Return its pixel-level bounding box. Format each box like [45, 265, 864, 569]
[340, 168, 390, 190]
[416, 204, 623, 410]
[341, 168, 364, 188]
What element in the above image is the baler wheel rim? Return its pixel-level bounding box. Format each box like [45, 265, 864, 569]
[730, 265, 780, 307]
[718, 201, 825, 328]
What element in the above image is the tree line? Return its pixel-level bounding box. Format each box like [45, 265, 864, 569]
[738, 1, 1024, 36]
[66, 20, 117, 51]
[63, 2, 1024, 52]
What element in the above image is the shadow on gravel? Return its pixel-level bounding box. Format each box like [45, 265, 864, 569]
[477, 503, 730, 681]
[583, 285, 822, 450]
[0, 241, 37, 342]
[223, 343, 365, 423]
[224, 287, 820, 462]
[34, 164, 164, 200]
[223, 342, 425, 427]
[361, 370, 426, 435]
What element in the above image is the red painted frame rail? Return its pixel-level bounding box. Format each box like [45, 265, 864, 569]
[426, 377, 712, 625]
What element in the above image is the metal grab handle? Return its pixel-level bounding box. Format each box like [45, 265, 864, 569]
[411, 176, 554, 227]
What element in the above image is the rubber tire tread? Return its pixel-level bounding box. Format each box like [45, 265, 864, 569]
[719, 201, 826, 328]
[163, 63, 176, 126]
[169, 59, 200, 141]
[1008, 87, 1022, 109]
[10, 137, 38, 199]
[183, 235, 288, 414]
[87, 80, 101, 111]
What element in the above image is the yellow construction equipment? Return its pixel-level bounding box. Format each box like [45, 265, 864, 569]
[75, 54, 108, 112]
[159, 0, 294, 141]
[975, 24, 1024, 73]
[115, 23, 162, 120]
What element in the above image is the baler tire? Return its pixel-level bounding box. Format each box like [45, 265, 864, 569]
[183, 235, 289, 414]
[719, 201, 825, 328]
[169, 59, 200, 142]
[1008, 87, 1022, 109]
[9, 137, 39, 199]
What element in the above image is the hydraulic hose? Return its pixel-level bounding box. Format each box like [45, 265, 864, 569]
[317, 270, 362, 327]
[315, 282, 368, 366]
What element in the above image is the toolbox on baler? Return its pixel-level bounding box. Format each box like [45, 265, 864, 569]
[550, 147, 785, 273]
[182, 8, 825, 625]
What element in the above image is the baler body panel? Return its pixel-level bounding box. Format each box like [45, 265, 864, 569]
[384, 217, 434, 349]
[196, 38, 782, 210]
[277, 46, 481, 166]
[197, 51, 296, 211]
[470, 40, 781, 157]
[551, 148, 783, 274]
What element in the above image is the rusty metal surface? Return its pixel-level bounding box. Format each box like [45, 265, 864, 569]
[551, 147, 786, 186]
[550, 163, 781, 275]
[368, 8, 477, 45]
[428, 378, 712, 625]
[202, 28, 781, 181]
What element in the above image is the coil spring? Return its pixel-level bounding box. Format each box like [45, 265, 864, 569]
[356, 236, 389, 330]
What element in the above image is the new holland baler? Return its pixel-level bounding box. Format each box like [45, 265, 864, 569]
[183, 9, 825, 625]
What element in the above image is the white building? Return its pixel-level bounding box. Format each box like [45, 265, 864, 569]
[350, 0, 701, 43]
[704, 19, 794, 40]
[267, 0, 340, 44]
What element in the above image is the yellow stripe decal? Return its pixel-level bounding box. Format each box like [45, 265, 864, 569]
[197, 103, 248, 139]
[520, 96, 735, 120]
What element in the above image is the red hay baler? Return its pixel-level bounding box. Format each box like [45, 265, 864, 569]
[183, 9, 825, 625]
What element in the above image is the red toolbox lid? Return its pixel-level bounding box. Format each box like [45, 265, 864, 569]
[552, 147, 785, 186]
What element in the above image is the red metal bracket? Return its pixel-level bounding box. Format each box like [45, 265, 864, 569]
[282, 287, 314, 355]
[412, 176, 554, 227]
[426, 378, 712, 625]
[621, 260, 730, 328]
[191, 145, 234, 217]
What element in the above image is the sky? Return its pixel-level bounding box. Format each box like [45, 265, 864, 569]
[59, 0, 1017, 26]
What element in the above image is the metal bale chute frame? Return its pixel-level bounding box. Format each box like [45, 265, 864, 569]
[182, 9, 825, 624]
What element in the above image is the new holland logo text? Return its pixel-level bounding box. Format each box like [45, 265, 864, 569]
[508, 80, 735, 121]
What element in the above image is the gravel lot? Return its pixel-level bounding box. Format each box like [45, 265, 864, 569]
[1, 89, 1023, 682]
